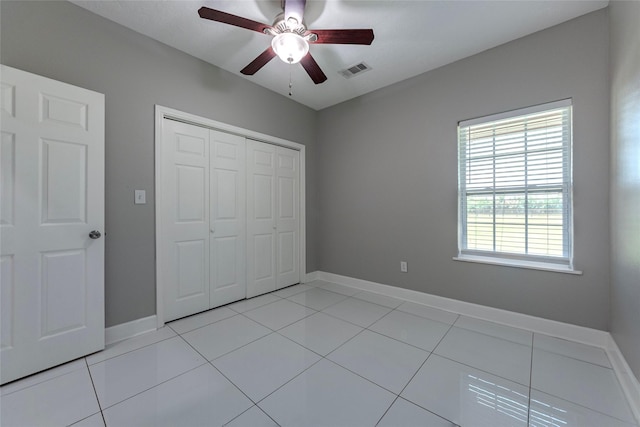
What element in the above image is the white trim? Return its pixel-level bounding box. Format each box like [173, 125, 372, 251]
[453, 255, 582, 275]
[304, 271, 320, 283]
[459, 98, 572, 127]
[606, 335, 640, 423]
[316, 271, 609, 347]
[154, 105, 306, 328]
[105, 315, 157, 346]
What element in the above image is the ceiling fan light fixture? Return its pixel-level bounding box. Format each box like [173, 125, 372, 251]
[271, 32, 309, 64]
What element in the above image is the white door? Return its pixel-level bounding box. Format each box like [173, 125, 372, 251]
[161, 120, 210, 322]
[276, 147, 300, 289]
[209, 130, 246, 307]
[246, 140, 277, 297]
[247, 141, 300, 297]
[0, 65, 105, 385]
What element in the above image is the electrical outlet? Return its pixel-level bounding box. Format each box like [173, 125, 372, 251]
[400, 261, 408, 273]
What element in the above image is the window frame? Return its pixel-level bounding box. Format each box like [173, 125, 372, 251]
[455, 99, 579, 273]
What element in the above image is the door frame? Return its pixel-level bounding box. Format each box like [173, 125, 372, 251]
[154, 105, 306, 328]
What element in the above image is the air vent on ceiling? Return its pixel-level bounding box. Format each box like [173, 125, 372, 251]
[339, 62, 372, 79]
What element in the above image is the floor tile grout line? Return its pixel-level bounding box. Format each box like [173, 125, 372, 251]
[222, 404, 281, 427]
[530, 336, 615, 370]
[318, 308, 390, 330]
[86, 332, 178, 367]
[322, 352, 410, 397]
[83, 357, 107, 427]
[432, 351, 531, 388]
[322, 322, 373, 360]
[383, 304, 455, 327]
[0, 358, 87, 397]
[448, 323, 534, 347]
[228, 294, 285, 315]
[374, 395, 400, 427]
[361, 306, 459, 350]
[362, 324, 446, 356]
[380, 320, 461, 426]
[173, 332, 283, 426]
[350, 292, 405, 310]
[167, 310, 237, 335]
[394, 306, 460, 325]
[98, 361, 211, 412]
[171, 310, 267, 336]
[397, 319, 458, 398]
[253, 356, 327, 407]
[279, 324, 423, 398]
[400, 396, 462, 427]
[283, 289, 351, 311]
[528, 385, 639, 425]
[239, 305, 319, 333]
[198, 327, 273, 363]
[273, 329, 331, 359]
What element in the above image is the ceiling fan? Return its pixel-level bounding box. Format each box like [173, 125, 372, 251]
[198, 0, 374, 84]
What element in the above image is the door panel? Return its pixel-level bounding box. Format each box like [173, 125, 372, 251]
[276, 147, 300, 289]
[41, 139, 87, 223]
[1, 132, 15, 226]
[246, 140, 277, 297]
[0, 65, 104, 385]
[40, 250, 87, 337]
[1, 256, 14, 351]
[161, 120, 210, 321]
[210, 130, 246, 307]
[176, 165, 206, 222]
[176, 240, 207, 299]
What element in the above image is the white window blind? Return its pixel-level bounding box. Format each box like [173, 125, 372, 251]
[458, 100, 573, 267]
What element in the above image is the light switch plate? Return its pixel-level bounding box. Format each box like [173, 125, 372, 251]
[135, 190, 146, 205]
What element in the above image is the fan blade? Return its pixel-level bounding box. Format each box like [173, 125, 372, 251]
[310, 29, 374, 45]
[198, 7, 270, 34]
[284, 0, 306, 25]
[240, 47, 277, 75]
[300, 53, 327, 84]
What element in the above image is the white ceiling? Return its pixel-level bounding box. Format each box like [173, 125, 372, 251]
[70, 0, 608, 110]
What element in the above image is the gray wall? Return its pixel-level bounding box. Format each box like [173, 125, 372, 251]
[317, 10, 611, 330]
[0, 1, 319, 327]
[0, 1, 619, 334]
[610, 1, 640, 378]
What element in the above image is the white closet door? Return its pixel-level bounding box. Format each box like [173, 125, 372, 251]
[209, 130, 246, 307]
[161, 120, 210, 322]
[246, 140, 277, 297]
[0, 65, 105, 384]
[276, 146, 300, 289]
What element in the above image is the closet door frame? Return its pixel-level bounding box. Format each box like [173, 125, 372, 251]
[154, 105, 306, 328]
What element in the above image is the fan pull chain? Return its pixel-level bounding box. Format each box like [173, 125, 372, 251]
[288, 67, 293, 97]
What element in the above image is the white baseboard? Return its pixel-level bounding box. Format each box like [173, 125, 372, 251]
[105, 315, 157, 346]
[316, 271, 609, 347]
[303, 271, 320, 283]
[311, 270, 639, 421]
[607, 335, 640, 422]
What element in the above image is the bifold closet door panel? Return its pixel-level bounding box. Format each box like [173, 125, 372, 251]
[246, 140, 277, 298]
[161, 120, 211, 322]
[209, 130, 246, 308]
[276, 147, 300, 289]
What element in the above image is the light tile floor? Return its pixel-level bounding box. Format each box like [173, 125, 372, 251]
[1, 280, 637, 427]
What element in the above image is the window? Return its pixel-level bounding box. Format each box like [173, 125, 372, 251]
[457, 100, 574, 271]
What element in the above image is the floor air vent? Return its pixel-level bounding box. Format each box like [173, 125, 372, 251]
[339, 62, 372, 79]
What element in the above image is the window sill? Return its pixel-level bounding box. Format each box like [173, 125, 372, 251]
[453, 255, 582, 275]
